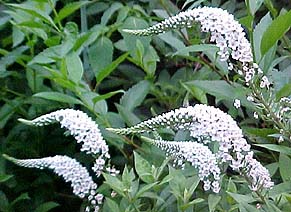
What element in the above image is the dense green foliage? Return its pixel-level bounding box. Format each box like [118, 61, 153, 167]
[1, 0, 291, 211]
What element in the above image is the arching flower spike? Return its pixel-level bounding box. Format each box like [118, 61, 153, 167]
[19, 109, 110, 177]
[3, 154, 103, 211]
[123, 6, 266, 84]
[108, 104, 273, 191]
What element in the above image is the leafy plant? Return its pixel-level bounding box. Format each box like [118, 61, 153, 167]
[2, 0, 291, 211]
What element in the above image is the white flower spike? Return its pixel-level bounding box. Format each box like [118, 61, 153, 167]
[3, 154, 102, 211]
[123, 6, 271, 85]
[108, 104, 273, 191]
[18, 109, 110, 177]
[141, 136, 221, 193]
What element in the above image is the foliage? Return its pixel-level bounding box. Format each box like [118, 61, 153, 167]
[1, 0, 291, 211]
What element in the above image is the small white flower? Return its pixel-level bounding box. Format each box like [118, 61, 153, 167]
[234, 99, 241, 109]
[260, 76, 270, 88]
[254, 112, 259, 119]
[247, 96, 254, 102]
[111, 191, 117, 197]
[278, 136, 284, 143]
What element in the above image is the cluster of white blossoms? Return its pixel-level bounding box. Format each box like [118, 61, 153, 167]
[11, 109, 115, 211]
[4, 154, 102, 211]
[123, 6, 269, 86]
[18, 109, 110, 177]
[108, 104, 273, 192]
[144, 138, 221, 192]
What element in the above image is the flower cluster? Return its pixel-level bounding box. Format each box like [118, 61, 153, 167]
[145, 138, 221, 192]
[123, 7, 268, 84]
[108, 104, 273, 192]
[4, 154, 102, 211]
[12, 109, 116, 211]
[19, 109, 110, 177]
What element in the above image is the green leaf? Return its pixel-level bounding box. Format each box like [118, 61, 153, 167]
[12, 25, 24, 47]
[255, 144, 291, 156]
[239, 202, 260, 212]
[34, 202, 60, 212]
[33, 92, 84, 105]
[89, 36, 113, 75]
[261, 10, 291, 56]
[158, 32, 186, 51]
[266, 162, 279, 177]
[29, 41, 74, 65]
[0, 98, 23, 129]
[10, 193, 30, 206]
[168, 166, 186, 197]
[184, 80, 251, 106]
[96, 52, 129, 84]
[103, 198, 120, 212]
[0, 174, 13, 183]
[79, 92, 107, 115]
[103, 173, 126, 198]
[181, 198, 204, 210]
[0, 191, 9, 211]
[173, 44, 218, 57]
[8, 3, 58, 31]
[100, 2, 123, 26]
[135, 182, 158, 199]
[208, 194, 221, 212]
[263, 0, 277, 17]
[142, 46, 159, 77]
[247, 0, 264, 16]
[253, 12, 272, 62]
[269, 182, 291, 198]
[134, 152, 155, 184]
[55, 1, 89, 23]
[115, 104, 141, 126]
[65, 51, 83, 83]
[276, 83, 291, 100]
[279, 154, 291, 182]
[182, 82, 207, 104]
[92, 90, 124, 104]
[0, 46, 28, 71]
[121, 17, 150, 59]
[226, 192, 255, 203]
[120, 80, 150, 111]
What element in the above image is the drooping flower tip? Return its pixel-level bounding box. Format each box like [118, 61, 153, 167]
[244, 158, 274, 191]
[124, 7, 253, 63]
[19, 109, 110, 158]
[5, 155, 98, 198]
[148, 138, 221, 193]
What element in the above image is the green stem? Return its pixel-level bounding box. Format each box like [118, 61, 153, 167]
[251, 83, 291, 142]
[48, 0, 63, 31]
